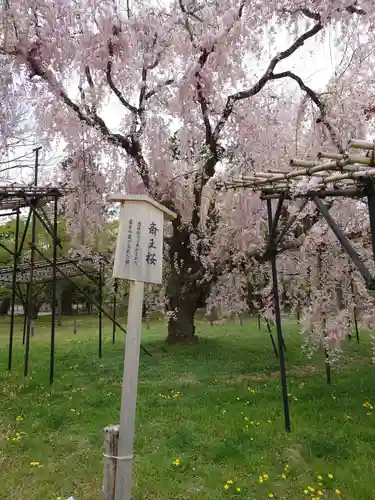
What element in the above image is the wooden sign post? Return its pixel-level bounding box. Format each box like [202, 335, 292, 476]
[103, 194, 176, 500]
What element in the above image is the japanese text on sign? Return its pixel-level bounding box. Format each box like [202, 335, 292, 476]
[125, 218, 133, 264]
[134, 221, 141, 266]
[146, 222, 159, 266]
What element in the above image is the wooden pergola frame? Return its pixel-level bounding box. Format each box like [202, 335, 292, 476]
[216, 137, 375, 434]
[220, 139, 375, 197]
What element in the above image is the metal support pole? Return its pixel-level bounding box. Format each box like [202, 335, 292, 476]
[24, 146, 41, 376]
[99, 261, 103, 358]
[50, 194, 58, 385]
[8, 208, 20, 371]
[22, 292, 27, 345]
[350, 278, 359, 343]
[265, 316, 278, 357]
[317, 247, 331, 385]
[113, 279, 118, 344]
[266, 199, 291, 432]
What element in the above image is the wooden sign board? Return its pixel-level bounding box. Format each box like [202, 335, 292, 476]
[109, 195, 176, 285]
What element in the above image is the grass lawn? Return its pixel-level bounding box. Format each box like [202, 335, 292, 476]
[0, 315, 375, 499]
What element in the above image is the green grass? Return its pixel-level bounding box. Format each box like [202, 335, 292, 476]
[0, 315, 375, 499]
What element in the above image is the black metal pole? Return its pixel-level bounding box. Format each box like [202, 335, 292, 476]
[24, 146, 41, 377]
[50, 194, 58, 385]
[98, 261, 103, 358]
[317, 247, 331, 385]
[8, 208, 20, 371]
[22, 287, 27, 345]
[265, 316, 279, 357]
[353, 308, 359, 343]
[350, 278, 359, 343]
[18, 209, 32, 256]
[113, 279, 118, 344]
[324, 316, 331, 385]
[266, 198, 291, 432]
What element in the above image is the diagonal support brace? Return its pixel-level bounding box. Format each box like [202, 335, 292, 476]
[312, 196, 375, 291]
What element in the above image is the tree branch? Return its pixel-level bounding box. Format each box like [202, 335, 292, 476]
[290, 3, 366, 21]
[195, 49, 214, 147]
[345, 2, 366, 15]
[85, 65, 94, 88]
[106, 40, 138, 114]
[270, 70, 344, 153]
[178, 0, 197, 45]
[188, 1, 247, 231]
[213, 19, 323, 140]
[144, 78, 174, 100]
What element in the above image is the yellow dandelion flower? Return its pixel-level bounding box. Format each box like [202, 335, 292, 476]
[318, 490, 323, 496]
[268, 493, 274, 498]
[16, 416, 24, 421]
[173, 458, 181, 466]
[281, 473, 286, 479]
[308, 486, 315, 492]
[226, 480, 233, 485]
[259, 475, 264, 483]
[303, 489, 309, 494]
[317, 475, 323, 480]
[224, 484, 229, 490]
[236, 487, 241, 492]
[328, 473, 333, 479]
[335, 489, 341, 495]
[263, 473, 269, 480]
[30, 461, 40, 466]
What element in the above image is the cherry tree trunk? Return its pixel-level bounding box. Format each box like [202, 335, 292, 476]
[167, 298, 198, 344]
[165, 222, 208, 344]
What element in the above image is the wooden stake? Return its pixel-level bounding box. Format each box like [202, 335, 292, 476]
[102, 425, 119, 500]
[115, 280, 145, 500]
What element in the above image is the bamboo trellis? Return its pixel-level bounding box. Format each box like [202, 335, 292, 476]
[219, 139, 375, 195]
